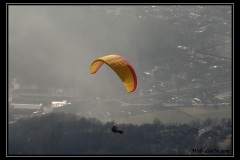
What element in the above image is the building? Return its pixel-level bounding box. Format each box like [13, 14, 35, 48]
[11, 103, 43, 116]
[51, 100, 70, 107]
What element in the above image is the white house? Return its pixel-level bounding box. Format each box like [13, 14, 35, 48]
[51, 100, 70, 107]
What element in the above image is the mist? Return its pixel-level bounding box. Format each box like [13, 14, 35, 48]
[8, 4, 232, 121]
[8, 5, 198, 96]
[8, 4, 232, 156]
[9, 6, 146, 93]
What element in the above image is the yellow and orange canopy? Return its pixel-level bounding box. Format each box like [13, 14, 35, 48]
[90, 55, 137, 93]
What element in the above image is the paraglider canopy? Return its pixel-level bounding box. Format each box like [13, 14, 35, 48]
[90, 54, 137, 93]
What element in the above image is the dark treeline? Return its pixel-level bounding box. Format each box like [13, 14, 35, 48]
[8, 112, 232, 156]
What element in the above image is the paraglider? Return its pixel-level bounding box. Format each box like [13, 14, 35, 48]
[90, 54, 137, 93]
[111, 125, 123, 134]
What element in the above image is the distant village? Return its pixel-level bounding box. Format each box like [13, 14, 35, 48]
[8, 84, 75, 122]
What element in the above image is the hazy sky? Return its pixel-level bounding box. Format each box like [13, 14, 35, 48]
[9, 6, 136, 93]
